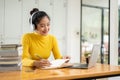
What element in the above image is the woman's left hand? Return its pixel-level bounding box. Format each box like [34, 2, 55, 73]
[62, 56, 71, 63]
[62, 56, 71, 59]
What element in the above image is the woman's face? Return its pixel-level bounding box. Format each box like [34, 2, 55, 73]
[36, 16, 50, 36]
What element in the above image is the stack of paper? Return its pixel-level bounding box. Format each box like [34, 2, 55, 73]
[0, 44, 22, 72]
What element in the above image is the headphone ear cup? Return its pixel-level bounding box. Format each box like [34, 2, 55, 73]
[31, 23, 34, 30]
[30, 15, 34, 30]
[30, 11, 38, 30]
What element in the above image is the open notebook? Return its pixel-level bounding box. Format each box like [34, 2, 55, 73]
[41, 59, 73, 69]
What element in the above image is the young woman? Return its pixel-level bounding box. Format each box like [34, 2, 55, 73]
[22, 8, 70, 68]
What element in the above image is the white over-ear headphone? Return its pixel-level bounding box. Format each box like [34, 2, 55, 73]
[30, 11, 39, 30]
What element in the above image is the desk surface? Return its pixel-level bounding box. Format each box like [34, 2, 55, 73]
[0, 63, 120, 80]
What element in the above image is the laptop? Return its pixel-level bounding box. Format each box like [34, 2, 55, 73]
[69, 44, 100, 69]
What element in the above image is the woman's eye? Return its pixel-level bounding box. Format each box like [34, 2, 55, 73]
[40, 25, 44, 27]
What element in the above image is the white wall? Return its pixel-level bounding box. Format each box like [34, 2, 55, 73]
[67, 0, 81, 63]
[0, 0, 4, 44]
[109, 0, 120, 80]
[110, 0, 118, 65]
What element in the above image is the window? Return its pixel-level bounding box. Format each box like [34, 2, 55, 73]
[81, 0, 110, 64]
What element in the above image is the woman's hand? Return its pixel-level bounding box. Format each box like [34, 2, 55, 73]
[33, 59, 51, 68]
[62, 56, 71, 59]
[62, 56, 71, 63]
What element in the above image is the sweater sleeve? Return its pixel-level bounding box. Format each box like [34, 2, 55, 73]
[21, 34, 35, 67]
[52, 36, 62, 59]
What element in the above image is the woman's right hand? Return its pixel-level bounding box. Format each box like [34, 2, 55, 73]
[33, 59, 51, 68]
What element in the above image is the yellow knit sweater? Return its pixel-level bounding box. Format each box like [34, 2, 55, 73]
[22, 32, 62, 66]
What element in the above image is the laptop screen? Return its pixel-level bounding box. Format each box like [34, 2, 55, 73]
[88, 44, 100, 68]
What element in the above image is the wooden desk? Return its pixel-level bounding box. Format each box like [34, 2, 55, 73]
[0, 64, 120, 80]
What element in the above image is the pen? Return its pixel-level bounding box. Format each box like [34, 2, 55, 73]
[35, 54, 51, 65]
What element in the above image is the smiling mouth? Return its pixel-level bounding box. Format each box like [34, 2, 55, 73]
[42, 31, 48, 34]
